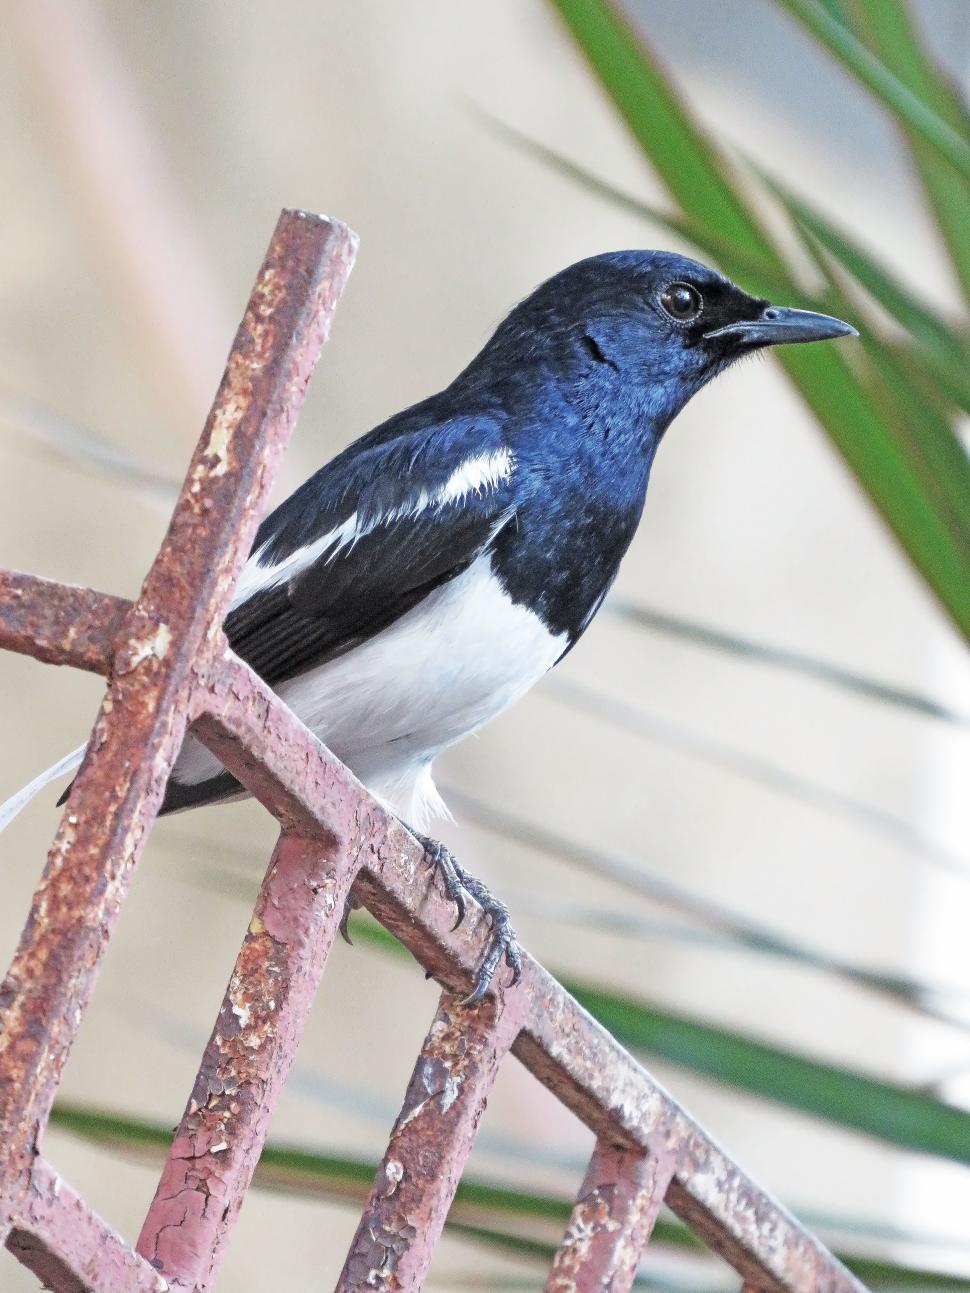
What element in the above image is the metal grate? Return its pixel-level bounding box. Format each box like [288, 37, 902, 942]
[0, 210, 868, 1293]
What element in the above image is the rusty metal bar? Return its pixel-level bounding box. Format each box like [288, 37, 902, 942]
[0, 572, 126, 673]
[0, 211, 356, 1251]
[665, 1170, 813, 1290]
[197, 662, 865, 1292]
[5, 1159, 166, 1293]
[545, 1141, 675, 1293]
[336, 992, 525, 1293]
[517, 990, 864, 1291]
[177, 635, 872, 1293]
[197, 650, 865, 1292]
[136, 831, 361, 1290]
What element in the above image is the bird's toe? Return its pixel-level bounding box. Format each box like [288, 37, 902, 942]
[418, 834, 468, 930]
[412, 830, 521, 1005]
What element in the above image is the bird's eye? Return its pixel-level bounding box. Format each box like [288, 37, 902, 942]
[660, 282, 703, 323]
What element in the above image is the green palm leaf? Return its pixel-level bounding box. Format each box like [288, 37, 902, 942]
[782, 0, 970, 299]
[758, 174, 970, 413]
[548, 0, 970, 641]
[774, 0, 970, 182]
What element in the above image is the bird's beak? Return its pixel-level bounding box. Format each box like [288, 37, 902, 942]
[705, 305, 858, 347]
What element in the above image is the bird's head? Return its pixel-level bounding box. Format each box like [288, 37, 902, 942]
[482, 250, 856, 434]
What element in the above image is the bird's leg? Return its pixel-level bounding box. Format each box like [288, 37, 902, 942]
[415, 832, 522, 1005]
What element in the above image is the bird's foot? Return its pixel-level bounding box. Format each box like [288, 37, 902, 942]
[417, 833, 522, 1005]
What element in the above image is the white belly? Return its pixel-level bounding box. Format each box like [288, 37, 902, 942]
[174, 555, 565, 829]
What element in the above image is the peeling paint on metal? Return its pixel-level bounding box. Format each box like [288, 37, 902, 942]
[547, 1144, 674, 1293]
[0, 211, 358, 1293]
[336, 994, 524, 1292]
[202, 406, 237, 477]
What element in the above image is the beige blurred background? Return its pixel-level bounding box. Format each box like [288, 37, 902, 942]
[1, 1, 969, 1288]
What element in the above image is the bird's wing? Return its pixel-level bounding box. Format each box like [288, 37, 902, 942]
[224, 414, 515, 687]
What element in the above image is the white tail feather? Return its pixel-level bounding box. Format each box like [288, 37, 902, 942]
[0, 743, 87, 834]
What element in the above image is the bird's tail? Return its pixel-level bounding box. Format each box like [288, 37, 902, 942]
[0, 743, 87, 834]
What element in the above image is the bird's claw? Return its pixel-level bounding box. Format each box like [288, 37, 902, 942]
[420, 836, 467, 930]
[339, 889, 360, 945]
[461, 917, 521, 1006]
[416, 832, 521, 1005]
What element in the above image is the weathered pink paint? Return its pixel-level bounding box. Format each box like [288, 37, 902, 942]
[5, 1159, 166, 1292]
[136, 832, 362, 1290]
[517, 981, 859, 1291]
[0, 573, 127, 674]
[546, 1142, 675, 1293]
[0, 210, 357, 1287]
[337, 991, 526, 1293]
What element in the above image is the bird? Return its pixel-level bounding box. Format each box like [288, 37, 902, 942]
[1, 250, 855, 1001]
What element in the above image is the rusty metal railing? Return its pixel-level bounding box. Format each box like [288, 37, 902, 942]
[0, 210, 868, 1293]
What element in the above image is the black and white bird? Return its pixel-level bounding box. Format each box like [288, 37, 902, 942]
[1, 251, 855, 1000]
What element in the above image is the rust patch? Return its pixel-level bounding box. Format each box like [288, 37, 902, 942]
[336, 993, 524, 1292]
[547, 1143, 675, 1293]
[0, 211, 357, 1291]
